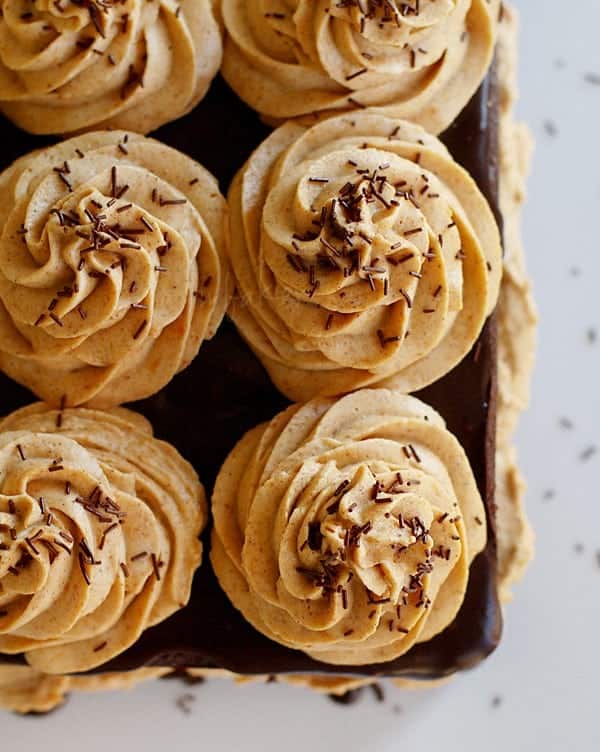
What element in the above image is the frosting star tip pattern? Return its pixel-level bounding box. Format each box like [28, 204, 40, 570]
[211, 388, 486, 666]
[228, 111, 502, 401]
[0, 0, 222, 135]
[0, 130, 230, 408]
[221, 0, 500, 133]
[0, 403, 206, 675]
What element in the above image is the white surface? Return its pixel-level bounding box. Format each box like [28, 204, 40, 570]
[4, 2, 599, 749]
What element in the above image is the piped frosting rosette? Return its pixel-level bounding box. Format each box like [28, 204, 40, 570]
[0, 0, 222, 135]
[0, 130, 231, 408]
[221, 0, 499, 132]
[211, 389, 486, 666]
[0, 402, 205, 674]
[228, 112, 501, 402]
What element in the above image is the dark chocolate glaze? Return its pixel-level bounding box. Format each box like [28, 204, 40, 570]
[0, 67, 502, 680]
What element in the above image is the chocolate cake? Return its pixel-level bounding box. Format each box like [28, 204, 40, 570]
[0, 67, 502, 681]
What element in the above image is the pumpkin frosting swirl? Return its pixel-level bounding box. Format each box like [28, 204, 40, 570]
[221, 0, 499, 132]
[228, 112, 501, 402]
[211, 389, 486, 666]
[0, 130, 230, 408]
[0, 0, 222, 135]
[0, 402, 205, 675]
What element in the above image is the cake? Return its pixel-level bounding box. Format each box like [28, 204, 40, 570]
[0, 0, 536, 713]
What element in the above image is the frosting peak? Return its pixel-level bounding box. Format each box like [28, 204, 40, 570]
[285, 463, 448, 614]
[228, 112, 502, 401]
[0, 130, 231, 408]
[0, 0, 222, 135]
[0, 403, 205, 674]
[221, 0, 500, 132]
[211, 389, 486, 666]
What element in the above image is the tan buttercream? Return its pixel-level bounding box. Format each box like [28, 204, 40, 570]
[494, 3, 536, 600]
[228, 111, 502, 402]
[496, 3, 537, 448]
[0, 130, 230, 408]
[0, 664, 167, 714]
[0, 0, 222, 135]
[221, 0, 499, 134]
[0, 403, 206, 674]
[211, 389, 487, 666]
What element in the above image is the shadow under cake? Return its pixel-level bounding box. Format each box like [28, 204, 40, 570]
[0, 69, 502, 681]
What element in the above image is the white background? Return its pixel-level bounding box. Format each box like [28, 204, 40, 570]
[4, 2, 599, 749]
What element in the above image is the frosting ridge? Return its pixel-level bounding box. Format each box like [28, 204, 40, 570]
[228, 112, 502, 401]
[211, 389, 486, 666]
[0, 0, 222, 135]
[0, 130, 230, 408]
[0, 403, 205, 674]
[222, 0, 499, 132]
